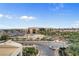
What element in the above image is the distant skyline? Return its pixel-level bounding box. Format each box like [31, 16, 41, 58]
[0, 3, 79, 29]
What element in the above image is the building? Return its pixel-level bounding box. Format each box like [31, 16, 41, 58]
[0, 40, 22, 56]
[26, 27, 39, 34]
[0, 27, 79, 40]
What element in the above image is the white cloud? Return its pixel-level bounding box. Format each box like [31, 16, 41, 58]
[5, 15, 12, 19]
[28, 16, 36, 19]
[20, 16, 36, 20]
[0, 24, 11, 29]
[0, 14, 3, 18]
[0, 14, 12, 19]
[49, 3, 64, 11]
[20, 16, 28, 19]
[0, 14, 36, 21]
[71, 21, 79, 28]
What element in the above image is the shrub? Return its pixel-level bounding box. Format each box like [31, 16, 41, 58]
[22, 47, 38, 56]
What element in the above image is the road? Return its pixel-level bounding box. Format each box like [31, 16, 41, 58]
[16, 41, 67, 56]
[36, 44, 55, 56]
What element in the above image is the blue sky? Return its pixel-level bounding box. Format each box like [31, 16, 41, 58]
[0, 3, 79, 29]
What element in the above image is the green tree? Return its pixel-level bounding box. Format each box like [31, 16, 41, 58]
[22, 47, 38, 56]
[0, 35, 9, 41]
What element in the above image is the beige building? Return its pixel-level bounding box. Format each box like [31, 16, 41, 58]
[0, 40, 22, 56]
[26, 27, 39, 34]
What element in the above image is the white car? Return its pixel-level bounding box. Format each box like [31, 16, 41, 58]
[49, 46, 56, 50]
[49, 46, 53, 49]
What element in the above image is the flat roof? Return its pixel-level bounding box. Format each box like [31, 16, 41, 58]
[0, 45, 18, 56]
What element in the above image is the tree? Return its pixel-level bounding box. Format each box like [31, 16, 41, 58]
[0, 35, 9, 41]
[22, 47, 38, 56]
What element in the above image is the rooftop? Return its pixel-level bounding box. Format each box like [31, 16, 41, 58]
[0, 45, 18, 56]
[0, 40, 22, 56]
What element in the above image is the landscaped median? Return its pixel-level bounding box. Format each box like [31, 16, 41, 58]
[22, 45, 39, 56]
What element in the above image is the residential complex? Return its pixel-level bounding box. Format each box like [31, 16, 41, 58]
[0, 28, 79, 36]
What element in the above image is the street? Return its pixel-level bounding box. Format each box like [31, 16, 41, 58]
[16, 41, 67, 56]
[36, 44, 55, 56]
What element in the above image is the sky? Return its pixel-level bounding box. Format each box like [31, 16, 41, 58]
[0, 3, 79, 29]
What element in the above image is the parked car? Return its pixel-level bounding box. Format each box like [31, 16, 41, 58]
[49, 46, 53, 49]
[49, 46, 56, 50]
